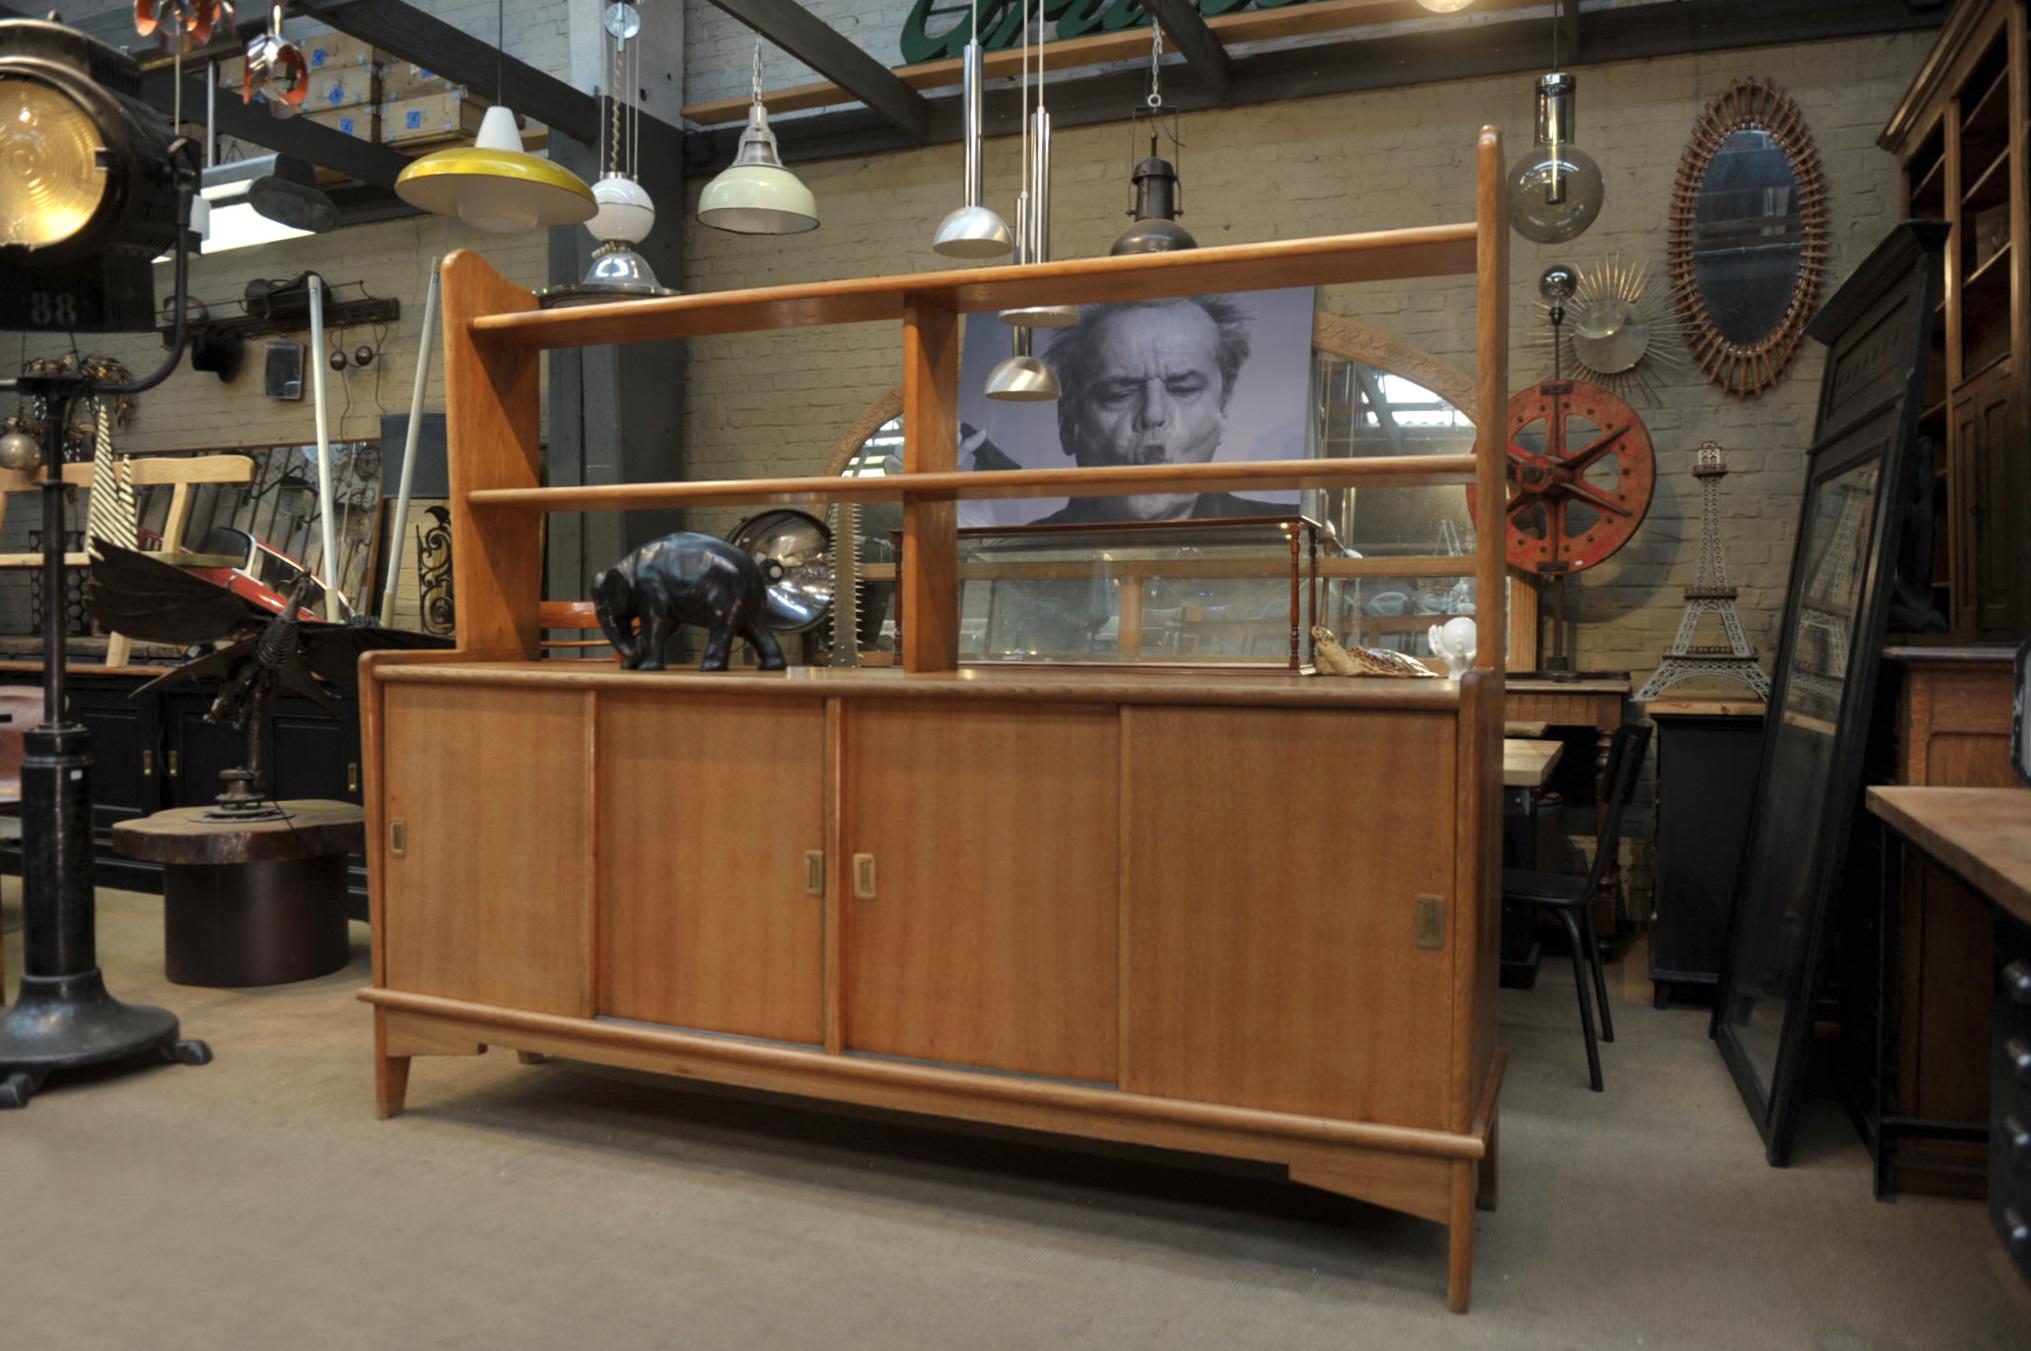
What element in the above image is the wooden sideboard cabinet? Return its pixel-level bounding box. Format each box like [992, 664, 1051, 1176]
[365, 127, 1514, 1312]
[366, 665, 1505, 1291]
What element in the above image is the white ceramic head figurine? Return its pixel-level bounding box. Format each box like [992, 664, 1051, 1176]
[1427, 616, 1478, 677]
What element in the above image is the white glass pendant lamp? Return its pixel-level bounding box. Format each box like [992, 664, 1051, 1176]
[574, 3, 671, 296]
[394, 0, 595, 233]
[699, 43, 818, 235]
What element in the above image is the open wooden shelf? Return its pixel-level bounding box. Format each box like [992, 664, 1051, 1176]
[466, 455, 1477, 512]
[469, 224, 1479, 351]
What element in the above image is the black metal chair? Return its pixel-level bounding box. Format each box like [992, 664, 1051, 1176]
[1502, 722, 1650, 1092]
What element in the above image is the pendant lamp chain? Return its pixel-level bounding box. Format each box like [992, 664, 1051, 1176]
[1147, 22, 1162, 108]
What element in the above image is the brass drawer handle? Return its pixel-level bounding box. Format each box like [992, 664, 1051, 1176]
[141, 749, 154, 778]
[2004, 1115, 2031, 1170]
[804, 850, 825, 897]
[390, 819, 406, 858]
[1415, 894, 1444, 950]
[166, 749, 179, 779]
[2008, 1038, 2031, 1090]
[2005, 1206, 2031, 1258]
[853, 854, 876, 901]
[2004, 959, 2031, 1006]
[347, 761, 360, 793]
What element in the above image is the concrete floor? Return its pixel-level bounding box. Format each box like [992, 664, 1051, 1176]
[2, 880, 2028, 1350]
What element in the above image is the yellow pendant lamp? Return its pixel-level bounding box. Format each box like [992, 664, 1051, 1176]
[394, 0, 594, 233]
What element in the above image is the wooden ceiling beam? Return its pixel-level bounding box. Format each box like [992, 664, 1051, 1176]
[685, 0, 1945, 165]
[1148, 0, 1234, 104]
[700, 0, 933, 142]
[681, 0, 1471, 126]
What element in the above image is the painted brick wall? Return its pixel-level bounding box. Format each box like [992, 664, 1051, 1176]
[685, 0, 894, 110]
[0, 220, 545, 629]
[682, 32, 1932, 685]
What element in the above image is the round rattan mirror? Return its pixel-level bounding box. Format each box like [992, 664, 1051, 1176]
[1669, 78, 1827, 398]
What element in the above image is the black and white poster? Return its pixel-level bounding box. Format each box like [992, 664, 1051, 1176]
[956, 288, 1316, 528]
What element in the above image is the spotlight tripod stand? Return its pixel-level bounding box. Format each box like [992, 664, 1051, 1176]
[0, 147, 211, 1107]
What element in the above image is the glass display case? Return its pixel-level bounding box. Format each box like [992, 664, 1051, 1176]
[901, 516, 1337, 670]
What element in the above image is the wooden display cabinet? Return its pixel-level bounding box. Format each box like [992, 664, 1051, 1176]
[1881, 0, 2031, 637]
[361, 130, 1512, 1311]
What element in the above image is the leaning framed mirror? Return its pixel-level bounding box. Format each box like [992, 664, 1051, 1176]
[1669, 77, 1828, 398]
[1712, 223, 1945, 1164]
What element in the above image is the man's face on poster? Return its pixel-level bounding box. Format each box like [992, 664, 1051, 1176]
[1058, 302, 1228, 521]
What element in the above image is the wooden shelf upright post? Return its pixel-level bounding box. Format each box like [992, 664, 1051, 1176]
[901, 297, 960, 673]
[441, 251, 545, 660]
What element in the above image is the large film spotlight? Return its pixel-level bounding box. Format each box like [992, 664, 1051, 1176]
[0, 20, 185, 332]
[0, 18, 211, 1110]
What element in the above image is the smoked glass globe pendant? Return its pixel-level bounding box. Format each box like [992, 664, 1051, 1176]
[1507, 73, 1603, 245]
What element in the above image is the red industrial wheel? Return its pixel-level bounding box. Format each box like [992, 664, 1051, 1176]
[1468, 380, 1655, 575]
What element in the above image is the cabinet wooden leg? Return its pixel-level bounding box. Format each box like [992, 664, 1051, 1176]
[373, 1010, 410, 1119]
[1447, 1159, 1477, 1313]
[1476, 1112, 1499, 1213]
[375, 1051, 411, 1119]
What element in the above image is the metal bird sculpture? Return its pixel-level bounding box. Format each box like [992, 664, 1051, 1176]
[89, 540, 451, 818]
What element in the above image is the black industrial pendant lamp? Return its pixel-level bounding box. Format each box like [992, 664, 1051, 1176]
[1111, 23, 1195, 256]
[0, 17, 212, 1107]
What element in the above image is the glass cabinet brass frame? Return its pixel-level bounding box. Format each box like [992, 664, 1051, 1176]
[896, 514, 1333, 672]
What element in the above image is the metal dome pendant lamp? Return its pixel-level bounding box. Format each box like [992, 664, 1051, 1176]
[394, 0, 595, 233]
[998, 0, 1076, 332]
[987, 2, 1070, 403]
[698, 42, 819, 235]
[931, 1, 1011, 259]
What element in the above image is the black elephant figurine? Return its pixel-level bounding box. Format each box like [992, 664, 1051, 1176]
[593, 533, 786, 672]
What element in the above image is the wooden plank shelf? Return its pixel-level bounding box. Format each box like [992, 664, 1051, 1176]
[465, 455, 1477, 512]
[468, 226, 1479, 351]
[371, 659, 1470, 709]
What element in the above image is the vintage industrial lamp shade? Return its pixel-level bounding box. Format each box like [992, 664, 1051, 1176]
[396, 105, 595, 234]
[1111, 153, 1195, 255]
[699, 104, 818, 235]
[1507, 73, 1603, 244]
[573, 174, 668, 296]
[0, 19, 184, 331]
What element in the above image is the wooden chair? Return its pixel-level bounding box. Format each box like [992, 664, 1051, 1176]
[0, 455, 256, 668]
[1501, 722, 1650, 1092]
[538, 600, 617, 661]
[0, 687, 44, 1008]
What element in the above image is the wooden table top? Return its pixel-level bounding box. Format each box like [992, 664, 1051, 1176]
[1504, 720, 1549, 738]
[1506, 675, 1631, 695]
[1867, 786, 2031, 928]
[1645, 698, 1767, 718]
[112, 800, 366, 865]
[1503, 739, 1563, 789]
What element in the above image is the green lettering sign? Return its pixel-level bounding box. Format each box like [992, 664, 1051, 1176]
[898, 0, 1316, 65]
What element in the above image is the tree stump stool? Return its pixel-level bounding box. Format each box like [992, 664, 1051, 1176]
[112, 800, 364, 988]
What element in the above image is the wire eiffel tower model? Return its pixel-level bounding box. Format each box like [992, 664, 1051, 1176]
[1636, 441, 1771, 701]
